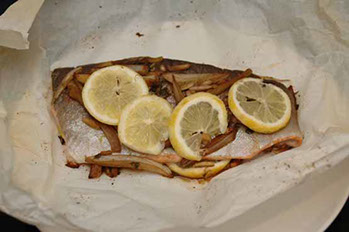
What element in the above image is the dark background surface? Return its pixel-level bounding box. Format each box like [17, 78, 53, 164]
[0, 0, 348, 231]
[0, 0, 17, 15]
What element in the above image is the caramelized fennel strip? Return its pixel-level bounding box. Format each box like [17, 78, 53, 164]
[85, 155, 173, 177]
[67, 81, 83, 105]
[75, 74, 90, 84]
[202, 127, 238, 156]
[104, 167, 119, 178]
[53, 67, 82, 102]
[208, 69, 252, 95]
[99, 124, 122, 152]
[166, 63, 191, 71]
[162, 73, 230, 91]
[88, 164, 103, 179]
[171, 75, 185, 103]
[82, 117, 101, 130]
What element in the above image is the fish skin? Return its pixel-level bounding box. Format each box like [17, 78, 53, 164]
[53, 91, 110, 163]
[52, 57, 302, 164]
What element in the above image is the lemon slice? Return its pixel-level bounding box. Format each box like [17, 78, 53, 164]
[82, 65, 148, 125]
[167, 160, 229, 179]
[169, 92, 228, 161]
[118, 95, 172, 155]
[228, 78, 291, 133]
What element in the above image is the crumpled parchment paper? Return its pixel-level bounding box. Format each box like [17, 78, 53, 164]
[0, 0, 44, 49]
[0, 0, 348, 231]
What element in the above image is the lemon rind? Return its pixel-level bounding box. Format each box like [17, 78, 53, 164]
[167, 160, 229, 179]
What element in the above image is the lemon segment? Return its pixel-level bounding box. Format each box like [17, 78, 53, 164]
[167, 160, 229, 179]
[169, 92, 228, 161]
[118, 95, 172, 155]
[82, 65, 148, 125]
[228, 78, 291, 133]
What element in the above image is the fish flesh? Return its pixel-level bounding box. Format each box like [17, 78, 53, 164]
[51, 57, 243, 164]
[204, 84, 303, 160]
[51, 57, 302, 172]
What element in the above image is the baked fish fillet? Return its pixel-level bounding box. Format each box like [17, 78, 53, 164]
[51, 57, 302, 166]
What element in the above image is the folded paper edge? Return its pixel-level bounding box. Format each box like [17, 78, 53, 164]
[0, 0, 44, 50]
[0, 29, 29, 49]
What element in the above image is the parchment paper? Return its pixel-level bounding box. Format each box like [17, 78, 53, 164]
[0, 0, 44, 49]
[0, 0, 348, 231]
